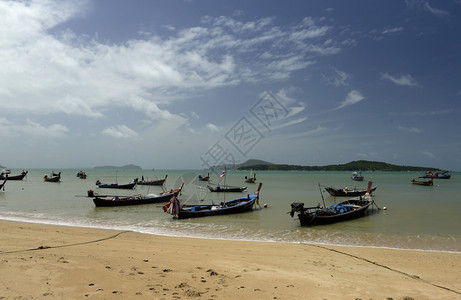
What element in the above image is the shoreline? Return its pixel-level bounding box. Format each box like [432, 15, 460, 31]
[2, 216, 460, 254]
[1, 219, 460, 299]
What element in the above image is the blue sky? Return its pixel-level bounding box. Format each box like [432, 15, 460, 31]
[1, 0, 460, 171]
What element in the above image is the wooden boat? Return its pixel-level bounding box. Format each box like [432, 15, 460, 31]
[411, 178, 433, 186]
[198, 173, 210, 181]
[351, 171, 364, 181]
[91, 183, 183, 207]
[290, 181, 375, 226]
[324, 185, 377, 197]
[0, 170, 27, 180]
[419, 171, 451, 179]
[76, 171, 87, 179]
[44, 172, 61, 182]
[244, 170, 256, 183]
[208, 184, 247, 193]
[95, 178, 138, 189]
[138, 174, 167, 186]
[163, 183, 262, 219]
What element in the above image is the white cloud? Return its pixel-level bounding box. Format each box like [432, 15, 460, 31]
[0, 118, 69, 138]
[1, 3, 343, 123]
[405, 0, 449, 17]
[102, 125, 138, 139]
[206, 123, 220, 132]
[292, 125, 326, 138]
[421, 151, 436, 158]
[323, 67, 350, 87]
[382, 27, 403, 34]
[398, 126, 421, 133]
[381, 73, 419, 87]
[336, 90, 365, 109]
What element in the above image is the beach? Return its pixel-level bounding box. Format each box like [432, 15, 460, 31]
[1, 220, 460, 299]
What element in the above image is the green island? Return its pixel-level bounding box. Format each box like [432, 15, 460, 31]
[236, 159, 444, 172]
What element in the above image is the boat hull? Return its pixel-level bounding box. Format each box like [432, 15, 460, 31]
[177, 195, 258, 219]
[137, 179, 165, 186]
[96, 182, 137, 189]
[411, 179, 433, 186]
[292, 198, 373, 226]
[0, 171, 28, 181]
[138, 175, 167, 186]
[93, 189, 181, 207]
[208, 186, 247, 192]
[325, 186, 377, 197]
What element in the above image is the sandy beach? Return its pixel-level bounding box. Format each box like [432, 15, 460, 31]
[0, 220, 460, 299]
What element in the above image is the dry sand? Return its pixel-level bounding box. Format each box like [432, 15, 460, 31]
[0, 220, 460, 299]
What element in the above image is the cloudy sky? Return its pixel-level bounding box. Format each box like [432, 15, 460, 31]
[1, 0, 460, 171]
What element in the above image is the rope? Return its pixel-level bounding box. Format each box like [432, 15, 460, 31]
[0, 230, 132, 255]
[301, 243, 461, 296]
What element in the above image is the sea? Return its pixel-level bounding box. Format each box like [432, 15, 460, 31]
[1, 168, 460, 253]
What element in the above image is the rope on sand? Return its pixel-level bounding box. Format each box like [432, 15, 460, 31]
[301, 243, 461, 296]
[0, 230, 132, 255]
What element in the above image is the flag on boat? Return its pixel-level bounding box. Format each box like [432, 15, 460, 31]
[219, 170, 226, 178]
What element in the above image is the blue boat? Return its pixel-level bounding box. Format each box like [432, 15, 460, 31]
[164, 183, 262, 219]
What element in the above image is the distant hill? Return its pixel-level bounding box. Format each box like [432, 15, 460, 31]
[237, 160, 442, 172]
[237, 159, 273, 168]
[93, 164, 142, 170]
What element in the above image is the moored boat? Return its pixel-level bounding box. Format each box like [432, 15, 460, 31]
[419, 171, 451, 179]
[290, 181, 376, 226]
[76, 171, 87, 179]
[324, 185, 377, 197]
[208, 184, 247, 193]
[91, 183, 183, 207]
[96, 178, 138, 189]
[0, 170, 27, 180]
[198, 173, 210, 182]
[44, 172, 61, 182]
[351, 171, 364, 181]
[411, 178, 433, 186]
[244, 170, 256, 183]
[163, 183, 262, 219]
[138, 174, 167, 186]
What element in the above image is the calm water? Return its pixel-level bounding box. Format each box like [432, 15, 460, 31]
[1, 169, 460, 252]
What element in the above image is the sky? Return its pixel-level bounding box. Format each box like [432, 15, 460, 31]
[1, 0, 461, 171]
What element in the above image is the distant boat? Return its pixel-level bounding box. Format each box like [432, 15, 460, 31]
[44, 172, 61, 182]
[244, 170, 256, 183]
[290, 181, 375, 226]
[163, 183, 262, 219]
[76, 171, 87, 179]
[138, 174, 167, 186]
[95, 178, 138, 189]
[198, 173, 210, 182]
[91, 183, 183, 207]
[419, 171, 451, 179]
[324, 185, 377, 197]
[208, 183, 247, 193]
[0, 170, 27, 181]
[351, 171, 364, 181]
[411, 178, 433, 186]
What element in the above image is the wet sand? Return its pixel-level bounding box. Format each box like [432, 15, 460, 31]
[0, 220, 460, 299]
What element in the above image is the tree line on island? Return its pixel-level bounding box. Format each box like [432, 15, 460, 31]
[236, 159, 444, 172]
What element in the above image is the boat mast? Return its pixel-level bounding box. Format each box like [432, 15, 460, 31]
[318, 183, 327, 207]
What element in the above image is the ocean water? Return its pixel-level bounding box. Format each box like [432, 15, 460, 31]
[0, 168, 460, 252]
